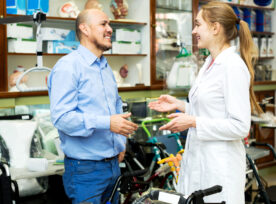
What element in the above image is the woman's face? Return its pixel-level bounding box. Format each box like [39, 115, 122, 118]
[192, 10, 213, 49]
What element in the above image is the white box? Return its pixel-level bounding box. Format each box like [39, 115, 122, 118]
[46, 40, 80, 54]
[8, 38, 37, 53]
[115, 29, 141, 42]
[7, 24, 33, 39]
[112, 41, 141, 54]
[41, 27, 76, 41]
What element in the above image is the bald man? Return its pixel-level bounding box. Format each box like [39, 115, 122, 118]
[47, 9, 138, 204]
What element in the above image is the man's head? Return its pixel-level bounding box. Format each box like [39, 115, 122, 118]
[76, 9, 112, 55]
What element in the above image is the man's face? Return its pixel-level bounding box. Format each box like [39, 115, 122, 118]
[87, 11, 113, 51]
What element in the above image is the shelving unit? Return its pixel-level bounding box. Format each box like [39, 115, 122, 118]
[7, 53, 148, 57]
[252, 31, 274, 36]
[0, 0, 152, 94]
[199, 0, 275, 10]
[151, 0, 193, 86]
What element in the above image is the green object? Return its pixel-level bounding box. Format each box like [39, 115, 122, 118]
[141, 118, 170, 138]
[199, 48, 210, 56]
[176, 47, 191, 58]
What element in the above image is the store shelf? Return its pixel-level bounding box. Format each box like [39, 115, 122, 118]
[156, 6, 192, 12]
[0, 85, 153, 97]
[254, 81, 276, 85]
[6, 14, 147, 26]
[104, 54, 147, 57]
[252, 31, 274, 36]
[0, 91, 49, 98]
[258, 56, 275, 60]
[8, 53, 148, 57]
[118, 86, 151, 91]
[199, 0, 275, 10]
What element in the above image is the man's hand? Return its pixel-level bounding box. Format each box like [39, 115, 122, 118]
[118, 150, 125, 163]
[110, 113, 138, 137]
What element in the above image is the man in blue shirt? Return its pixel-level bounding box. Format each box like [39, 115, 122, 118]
[47, 9, 138, 204]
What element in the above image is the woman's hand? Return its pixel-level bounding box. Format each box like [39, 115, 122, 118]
[148, 95, 184, 112]
[159, 113, 196, 133]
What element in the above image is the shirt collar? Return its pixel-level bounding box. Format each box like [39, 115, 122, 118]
[77, 45, 108, 68]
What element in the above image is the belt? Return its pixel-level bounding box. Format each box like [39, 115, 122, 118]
[103, 155, 118, 162]
[65, 155, 118, 162]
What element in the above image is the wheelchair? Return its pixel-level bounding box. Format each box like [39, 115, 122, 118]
[245, 142, 276, 204]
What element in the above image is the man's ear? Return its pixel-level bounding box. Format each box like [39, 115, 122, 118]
[79, 23, 89, 37]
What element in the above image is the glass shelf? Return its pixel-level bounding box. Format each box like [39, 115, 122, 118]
[199, 0, 274, 10]
[8, 53, 148, 57]
[156, 6, 192, 13]
[154, 0, 192, 81]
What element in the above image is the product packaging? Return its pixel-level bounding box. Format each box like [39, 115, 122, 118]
[260, 37, 267, 57]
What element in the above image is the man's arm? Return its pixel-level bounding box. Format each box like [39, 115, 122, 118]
[48, 60, 109, 136]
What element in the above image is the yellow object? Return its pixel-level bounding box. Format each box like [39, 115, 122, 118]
[157, 151, 183, 174]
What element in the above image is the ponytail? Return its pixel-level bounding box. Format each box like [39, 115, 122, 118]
[238, 20, 263, 115]
[201, 1, 263, 115]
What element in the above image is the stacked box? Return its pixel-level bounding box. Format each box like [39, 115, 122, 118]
[46, 40, 80, 54]
[6, 0, 49, 15]
[7, 24, 33, 39]
[6, 0, 26, 14]
[112, 41, 141, 54]
[27, 0, 49, 15]
[8, 38, 37, 53]
[41, 28, 76, 41]
[115, 29, 141, 42]
[112, 28, 142, 54]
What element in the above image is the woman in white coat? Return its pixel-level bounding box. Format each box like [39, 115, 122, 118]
[149, 2, 263, 204]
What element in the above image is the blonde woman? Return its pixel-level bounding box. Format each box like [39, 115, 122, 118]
[149, 2, 262, 203]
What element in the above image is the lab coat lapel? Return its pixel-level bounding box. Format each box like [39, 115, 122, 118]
[189, 55, 213, 106]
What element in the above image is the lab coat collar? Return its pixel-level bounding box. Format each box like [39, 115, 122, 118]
[213, 46, 237, 65]
[203, 46, 237, 73]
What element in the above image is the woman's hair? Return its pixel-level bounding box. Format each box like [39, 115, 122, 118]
[201, 1, 263, 114]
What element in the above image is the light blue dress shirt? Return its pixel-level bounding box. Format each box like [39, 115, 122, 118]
[47, 45, 125, 160]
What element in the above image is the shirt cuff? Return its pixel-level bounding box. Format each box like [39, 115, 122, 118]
[96, 116, 110, 129]
[84, 113, 110, 130]
[195, 116, 207, 140]
[185, 102, 190, 114]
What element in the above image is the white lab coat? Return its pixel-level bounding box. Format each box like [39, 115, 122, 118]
[177, 46, 250, 204]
